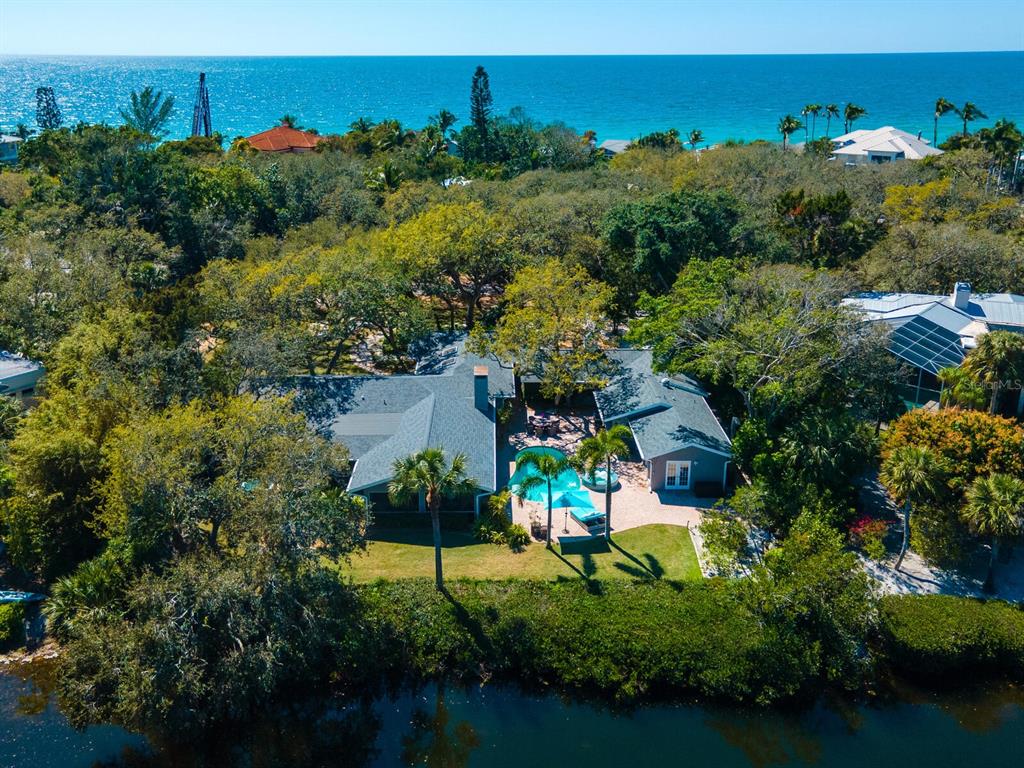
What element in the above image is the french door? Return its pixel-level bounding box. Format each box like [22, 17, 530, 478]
[665, 460, 691, 490]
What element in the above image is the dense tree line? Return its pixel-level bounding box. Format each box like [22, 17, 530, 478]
[1, 70, 1022, 733]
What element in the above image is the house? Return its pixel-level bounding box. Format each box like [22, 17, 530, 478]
[594, 350, 732, 493]
[830, 126, 942, 166]
[293, 334, 515, 513]
[844, 282, 1024, 408]
[598, 139, 632, 157]
[0, 135, 22, 164]
[0, 351, 43, 401]
[244, 124, 324, 153]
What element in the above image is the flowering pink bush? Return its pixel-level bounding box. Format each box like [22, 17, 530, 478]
[849, 516, 889, 561]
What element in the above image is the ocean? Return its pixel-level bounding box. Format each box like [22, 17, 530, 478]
[0, 53, 1021, 145]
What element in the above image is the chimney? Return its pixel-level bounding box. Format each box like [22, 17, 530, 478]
[473, 366, 490, 413]
[953, 282, 971, 311]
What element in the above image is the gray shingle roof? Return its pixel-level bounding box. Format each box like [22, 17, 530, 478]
[412, 332, 516, 400]
[290, 338, 501, 494]
[594, 350, 731, 459]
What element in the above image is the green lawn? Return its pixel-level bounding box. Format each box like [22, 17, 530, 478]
[340, 523, 702, 582]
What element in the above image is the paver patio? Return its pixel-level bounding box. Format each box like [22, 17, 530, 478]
[501, 403, 718, 544]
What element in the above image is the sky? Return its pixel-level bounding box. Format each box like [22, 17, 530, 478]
[0, 0, 1021, 56]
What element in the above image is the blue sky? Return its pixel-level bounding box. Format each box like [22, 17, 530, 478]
[1, 0, 1021, 56]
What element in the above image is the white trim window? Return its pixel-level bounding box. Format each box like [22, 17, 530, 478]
[665, 460, 691, 490]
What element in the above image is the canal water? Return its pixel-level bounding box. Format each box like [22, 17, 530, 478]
[1, 662, 1021, 767]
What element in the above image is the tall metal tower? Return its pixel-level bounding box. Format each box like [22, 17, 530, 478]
[190, 72, 212, 138]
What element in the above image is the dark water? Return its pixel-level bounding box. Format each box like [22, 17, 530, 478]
[1, 53, 1022, 145]
[1, 662, 1022, 768]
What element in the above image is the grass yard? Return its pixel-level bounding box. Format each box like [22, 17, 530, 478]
[341, 523, 702, 582]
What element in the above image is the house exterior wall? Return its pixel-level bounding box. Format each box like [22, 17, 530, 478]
[648, 446, 729, 492]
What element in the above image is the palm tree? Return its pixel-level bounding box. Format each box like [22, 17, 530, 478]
[388, 448, 477, 590]
[964, 473, 1024, 593]
[366, 159, 404, 193]
[516, 449, 572, 548]
[880, 445, 943, 572]
[349, 116, 375, 132]
[803, 104, 822, 140]
[824, 104, 840, 137]
[577, 425, 632, 540]
[777, 114, 802, 151]
[957, 102, 987, 136]
[279, 114, 298, 129]
[14, 123, 34, 140]
[936, 365, 987, 410]
[978, 119, 1024, 185]
[962, 330, 1024, 414]
[843, 103, 867, 134]
[933, 97, 956, 146]
[430, 109, 459, 138]
[687, 129, 704, 152]
[120, 86, 176, 138]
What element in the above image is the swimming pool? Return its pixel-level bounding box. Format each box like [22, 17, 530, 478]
[583, 467, 620, 492]
[508, 446, 581, 503]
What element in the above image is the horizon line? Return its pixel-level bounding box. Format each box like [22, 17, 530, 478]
[1, 49, 1020, 59]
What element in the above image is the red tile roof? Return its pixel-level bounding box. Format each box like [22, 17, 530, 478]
[245, 125, 323, 152]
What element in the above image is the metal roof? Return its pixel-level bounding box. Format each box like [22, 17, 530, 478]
[0, 351, 43, 394]
[845, 289, 1024, 373]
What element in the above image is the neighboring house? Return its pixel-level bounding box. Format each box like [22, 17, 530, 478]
[594, 350, 732, 493]
[598, 139, 632, 157]
[830, 126, 942, 166]
[244, 124, 324, 153]
[0, 135, 22, 164]
[293, 334, 515, 513]
[845, 282, 1024, 409]
[0, 351, 44, 401]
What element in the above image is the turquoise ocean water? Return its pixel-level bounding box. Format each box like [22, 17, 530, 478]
[0, 53, 1021, 145]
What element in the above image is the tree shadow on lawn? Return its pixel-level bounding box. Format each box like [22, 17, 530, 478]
[609, 540, 665, 580]
[549, 546, 604, 594]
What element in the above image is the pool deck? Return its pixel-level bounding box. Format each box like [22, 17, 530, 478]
[502, 404, 716, 556]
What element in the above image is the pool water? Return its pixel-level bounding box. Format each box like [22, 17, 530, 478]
[508, 447, 580, 503]
[583, 467, 620, 491]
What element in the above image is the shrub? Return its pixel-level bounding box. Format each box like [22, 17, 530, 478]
[849, 516, 888, 561]
[879, 594, 1024, 680]
[354, 579, 830, 704]
[472, 490, 526, 551]
[505, 524, 530, 552]
[0, 603, 25, 649]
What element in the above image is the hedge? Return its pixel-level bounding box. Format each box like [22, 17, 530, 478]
[352, 579, 817, 704]
[0, 602, 25, 650]
[879, 594, 1024, 679]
